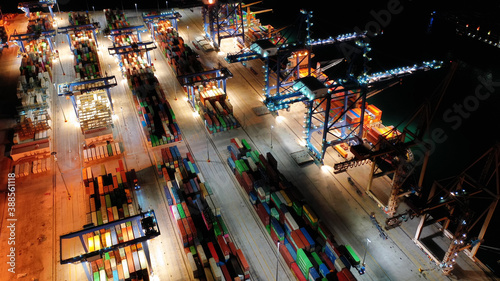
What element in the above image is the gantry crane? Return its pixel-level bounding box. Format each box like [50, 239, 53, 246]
[226, 10, 442, 164]
[408, 143, 500, 275]
[142, 10, 181, 40]
[18, 1, 56, 19]
[202, 0, 245, 49]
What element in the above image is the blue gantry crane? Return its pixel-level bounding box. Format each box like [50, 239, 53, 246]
[225, 10, 443, 164]
[142, 10, 181, 40]
[202, 0, 245, 50]
[177, 67, 233, 109]
[58, 22, 101, 51]
[18, 1, 56, 19]
[57, 76, 118, 117]
[59, 210, 160, 281]
[106, 25, 157, 66]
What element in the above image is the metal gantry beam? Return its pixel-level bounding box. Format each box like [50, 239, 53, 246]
[142, 10, 181, 40]
[203, 0, 245, 49]
[412, 144, 500, 275]
[9, 30, 56, 53]
[177, 67, 233, 108]
[57, 76, 118, 116]
[59, 210, 160, 281]
[18, 1, 55, 18]
[57, 22, 101, 50]
[108, 42, 157, 65]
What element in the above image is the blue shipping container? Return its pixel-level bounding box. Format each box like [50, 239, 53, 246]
[319, 263, 330, 278]
[309, 267, 321, 281]
[300, 227, 316, 251]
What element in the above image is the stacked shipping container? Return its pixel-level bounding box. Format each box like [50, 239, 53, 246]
[160, 145, 251, 280]
[227, 138, 362, 281]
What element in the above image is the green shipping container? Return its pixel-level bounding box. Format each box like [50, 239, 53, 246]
[218, 217, 228, 235]
[270, 208, 280, 221]
[241, 139, 252, 151]
[296, 249, 313, 280]
[177, 204, 186, 219]
[311, 252, 323, 266]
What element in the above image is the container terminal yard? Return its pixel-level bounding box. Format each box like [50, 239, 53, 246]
[0, 1, 499, 281]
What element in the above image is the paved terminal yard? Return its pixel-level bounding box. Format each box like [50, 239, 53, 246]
[0, 7, 497, 281]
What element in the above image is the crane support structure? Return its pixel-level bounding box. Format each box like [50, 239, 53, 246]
[142, 10, 181, 40]
[18, 1, 56, 19]
[203, 0, 245, 49]
[9, 29, 56, 53]
[412, 144, 500, 275]
[58, 22, 101, 51]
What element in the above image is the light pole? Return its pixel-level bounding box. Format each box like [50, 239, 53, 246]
[205, 120, 211, 162]
[166, 1, 168, 9]
[276, 241, 280, 281]
[362, 238, 371, 266]
[92, 5, 95, 14]
[270, 125, 274, 149]
[135, 3, 138, 17]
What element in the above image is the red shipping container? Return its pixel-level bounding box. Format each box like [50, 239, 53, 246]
[187, 216, 197, 238]
[290, 230, 305, 252]
[177, 219, 187, 246]
[291, 262, 307, 281]
[279, 242, 294, 267]
[342, 268, 356, 281]
[217, 235, 230, 261]
[296, 229, 310, 251]
[236, 249, 250, 279]
[228, 241, 238, 256]
[220, 263, 231, 281]
[207, 242, 219, 263]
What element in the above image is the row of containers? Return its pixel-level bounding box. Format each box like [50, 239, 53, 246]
[157, 145, 251, 280]
[81, 161, 150, 280]
[148, 18, 240, 134]
[192, 82, 239, 134]
[226, 138, 365, 281]
[64, 12, 118, 151]
[11, 11, 54, 175]
[153, 20, 204, 77]
[105, 9, 182, 147]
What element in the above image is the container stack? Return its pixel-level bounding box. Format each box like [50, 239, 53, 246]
[227, 138, 362, 280]
[68, 11, 92, 26]
[83, 142, 122, 163]
[76, 89, 113, 134]
[104, 9, 130, 30]
[159, 145, 251, 280]
[11, 11, 55, 175]
[154, 21, 203, 76]
[82, 161, 151, 280]
[191, 83, 239, 134]
[71, 30, 101, 80]
[105, 10, 181, 147]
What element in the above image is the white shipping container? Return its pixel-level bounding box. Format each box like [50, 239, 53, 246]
[103, 145, 108, 157]
[111, 142, 117, 155]
[87, 167, 93, 180]
[196, 244, 208, 267]
[91, 147, 96, 161]
[115, 142, 121, 154]
[186, 252, 198, 277]
[15, 164, 20, 177]
[209, 257, 222, 281]
[284, 212, 299, 231]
